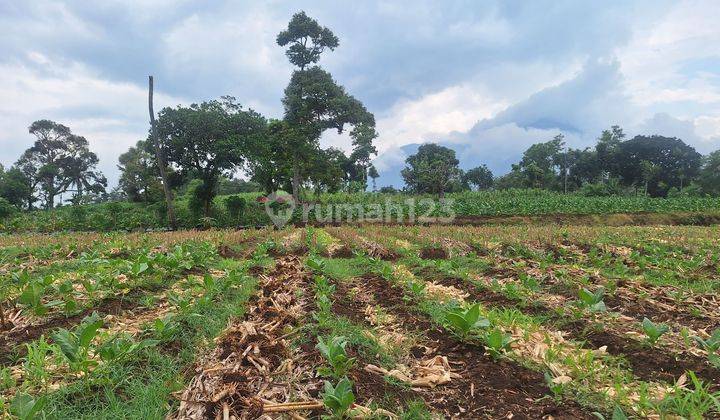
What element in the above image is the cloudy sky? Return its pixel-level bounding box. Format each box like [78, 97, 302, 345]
[2, 1, 720, 189]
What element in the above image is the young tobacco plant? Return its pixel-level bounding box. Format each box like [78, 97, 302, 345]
[306, 256, 327, 274]
[321, 377, 356, 420]
[641, 317, 670, 346]
[693, 328, 720, 368]
[316, 336, 356, 379]
[9, 392, 47, 420]
[483, 328, 514, 360]
[578, 286, 607, 313]
[444, 303, 490, 339]
[51, 312, 104, 373]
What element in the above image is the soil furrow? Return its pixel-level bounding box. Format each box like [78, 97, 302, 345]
[334, 274, 592, 419]
[424, 270, 720, 388]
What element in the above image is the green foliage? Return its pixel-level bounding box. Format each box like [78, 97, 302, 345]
[641, 317, 669, 345]
[316, 336, 356, 379]
[51, 312, 104, 372]
[97, 335, 158, 364]
[402, 143, 462, 198]
[592, 405, 628, 420]
[10, 392, 47, 420]
[483, 328, 514, 360]
[0, 198, 16, 219]
[443, 303, 490, 338]
[321, 378, 356, 419]
[693, 328, 720, 368]
[655, 371, 720, 418]
[224, 195, 246, 223]
[306, 256, 327, 274]
[578, 286, 607, 312]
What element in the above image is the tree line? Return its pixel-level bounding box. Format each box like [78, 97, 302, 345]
[2, 11, 720, 219]
[399, 127, 720, 199]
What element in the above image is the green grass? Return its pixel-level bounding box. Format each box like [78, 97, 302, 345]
[38, 259, 257, 419]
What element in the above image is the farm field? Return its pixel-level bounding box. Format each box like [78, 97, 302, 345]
[0, 225, 719, 418]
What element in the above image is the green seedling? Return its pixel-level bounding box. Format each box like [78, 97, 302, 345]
[97, 334, 158, 364]
[483, 328, 514, 360]
[641, 317, 670, 345]
[444, 303, 490, 339]
[578, 286, 607, 312]
[10, 392, 47, 420]
[321, 378, 356, 419]
[306, 256, 327, 274]
[694, 328, 720, 368]
[406, 280, 426, 296]
[51, 312, 103, 373]
[592, 405, 629, 420]
[152, 316, 180, 342]
[316, 336, 356, 379]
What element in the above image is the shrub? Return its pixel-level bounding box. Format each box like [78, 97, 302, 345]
[0, 198, 15, 220]
[224, 195, 246, 224]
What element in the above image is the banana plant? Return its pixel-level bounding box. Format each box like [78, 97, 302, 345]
[321, 378, 356, 419]
[444, 303, 490, 339]
[578, 286, 607, 313]
[483, 328, 514, 360]
[641, 317, 670, 345]
[51, 312, 104, 373]
[316, 336, 356, 379]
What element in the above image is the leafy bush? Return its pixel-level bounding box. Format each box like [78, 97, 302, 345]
[224, 195, 246, 223]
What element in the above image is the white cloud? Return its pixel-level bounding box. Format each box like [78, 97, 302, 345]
[374, 84, 508, 152]
[617, 0, 720, 111]
[0, 54, 187, 187]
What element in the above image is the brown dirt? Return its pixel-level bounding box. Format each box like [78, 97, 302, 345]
[604, 294, 720, 332]
[0, 289, 144, 362]
[329, 245, 354, 258]
[343, 275, 592, 419]
[417, 266, 720, 388]
[563, 320, 720, 389]
[419, 247, 448, 260]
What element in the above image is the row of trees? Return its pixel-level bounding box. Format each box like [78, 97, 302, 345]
[400, 126, 717, 198]
[3, 12, 719, 216]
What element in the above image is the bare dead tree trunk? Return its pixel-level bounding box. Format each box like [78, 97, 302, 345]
[148, 76, 177, 230]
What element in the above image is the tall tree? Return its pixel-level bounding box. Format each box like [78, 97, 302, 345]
[401, 143, 461, 199]
[277, 11, 377, 202]
[155, 96, 266, 216]
[118, 140, 164, 202]
[16, 120, 105, 209]
[595, 125, 625, 177]
[615, 135, 701, 197]
[697, 150, 720, 196]
[463, 165, 494, 191]
[60, 138, 107, 204]
[368, 164, 379, 192]
[148, 76, 178, 229]
[0, 167, 33, 209]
